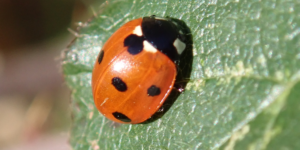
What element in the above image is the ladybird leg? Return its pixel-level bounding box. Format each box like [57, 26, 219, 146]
[172, 83, 185, 93]
[173, 78, 191, 92]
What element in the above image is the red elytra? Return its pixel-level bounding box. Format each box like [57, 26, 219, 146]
[92, 16, 186, 124]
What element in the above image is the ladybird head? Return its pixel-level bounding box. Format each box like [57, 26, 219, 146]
[141, 15, 187, 62]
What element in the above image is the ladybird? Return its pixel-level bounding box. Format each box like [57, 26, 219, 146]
[92, 15, 187, 124]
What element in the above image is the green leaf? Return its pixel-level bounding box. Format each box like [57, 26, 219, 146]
[220, 80, 300, 150]
[62, 0, 300, 149]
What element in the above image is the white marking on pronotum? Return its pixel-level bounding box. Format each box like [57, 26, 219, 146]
[143, 41, 158, 53]
[173, 38, 186, 55]
[133, 26, 143, 36]
[100, 97, 109, 106]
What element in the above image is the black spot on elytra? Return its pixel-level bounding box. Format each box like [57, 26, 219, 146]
[112, 112, 131, 122]
[112, 77, 127, 92]
[98, 50, 104, 64]
[147, 85, 161, 96]
[124, 34, 144, 55]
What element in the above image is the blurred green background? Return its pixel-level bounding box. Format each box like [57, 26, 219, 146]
[0, 0, 99, 149]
